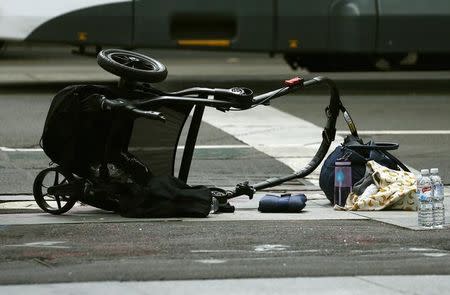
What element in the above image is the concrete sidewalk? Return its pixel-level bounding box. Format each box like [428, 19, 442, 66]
[2, 275, 450, 295]
[1, 190, 449, 230]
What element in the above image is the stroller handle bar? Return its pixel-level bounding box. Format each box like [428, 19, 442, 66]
[125, 76, 307, 112]
[99, 95, 166, 122]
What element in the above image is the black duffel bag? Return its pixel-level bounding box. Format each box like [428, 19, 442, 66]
[118, 175, 212, 218]
[79, 175, 212, 218]
[319, 135, 409, 204]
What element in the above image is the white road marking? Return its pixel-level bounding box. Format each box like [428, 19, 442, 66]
[202, 106, 342, 184]
[196, 259, 227, 264]
[191, 250, 247, 253]
[0, 201, 39, 209]
[422, 253, 448, 257]
[337, 130, 450, 135]
[0, 147, 43, 152]
[408, 247, 449, 257]
[408, 247, 440, 252]
[191, 249, 321, 254]
[3, 241, 70, 249]
[203, 106, 324, 146]
[254, 244, 290, 252]
[0, 145, 251, 152]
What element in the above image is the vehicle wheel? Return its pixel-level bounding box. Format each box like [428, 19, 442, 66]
[0, 41, 6, 55]
[97, 49, 168, 83]
[33, 167, 77, 214]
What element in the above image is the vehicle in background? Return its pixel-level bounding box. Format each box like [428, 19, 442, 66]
[1, 0, 450, 71]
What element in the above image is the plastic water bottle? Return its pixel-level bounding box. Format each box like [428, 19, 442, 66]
[430, 168, 445, 228]
[417, 169, 434, 228]
[334, 160, 352, 207]
[210, 197, 219, 214]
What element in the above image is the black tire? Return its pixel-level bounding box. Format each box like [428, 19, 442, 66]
[33, 167, 77, 215]
[97, 49, 168, 83]
[0, 41, 6, 56]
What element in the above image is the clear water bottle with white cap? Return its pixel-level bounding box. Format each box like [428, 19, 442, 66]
[417, 169, 434, 228]
[210, 197, 219, 214]
[430, 168, 445, 228]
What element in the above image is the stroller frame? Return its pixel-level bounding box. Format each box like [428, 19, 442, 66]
[33, 49, 358, 215]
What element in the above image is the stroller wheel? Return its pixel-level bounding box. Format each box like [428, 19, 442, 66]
[33, 167, 77, 215]
[209, 187, 230, 201]
[97, 49, 168, 83]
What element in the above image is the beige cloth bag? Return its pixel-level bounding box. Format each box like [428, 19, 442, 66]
[343, 160, 417, 211]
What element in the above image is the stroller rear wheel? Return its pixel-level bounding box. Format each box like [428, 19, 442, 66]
[33, 167, 77, 215]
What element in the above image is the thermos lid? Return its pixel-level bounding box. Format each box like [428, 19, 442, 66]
[335, 161, 351, 166]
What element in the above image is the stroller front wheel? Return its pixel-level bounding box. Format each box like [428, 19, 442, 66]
[33, 167, 77, 215]
[97, 49, 168, 83]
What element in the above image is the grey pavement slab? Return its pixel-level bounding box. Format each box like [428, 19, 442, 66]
[0, 193, 366, 226]
[2, 191, 449, 231]
[351, 195, 450, 231]
[1, 275, 450, 295]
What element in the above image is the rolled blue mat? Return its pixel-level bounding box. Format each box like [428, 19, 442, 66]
[258, 193, 307, 213]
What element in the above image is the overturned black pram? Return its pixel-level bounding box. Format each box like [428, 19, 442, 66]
[33, 49, 358, 216]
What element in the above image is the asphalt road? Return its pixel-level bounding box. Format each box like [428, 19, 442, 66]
[0, 88, 448, 194]
[0, 88, 301, 194]
[1, 220, 449, 284]
[271, 92, 450, 182]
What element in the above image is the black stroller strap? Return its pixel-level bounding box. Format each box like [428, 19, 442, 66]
[231, 76, 357, 198]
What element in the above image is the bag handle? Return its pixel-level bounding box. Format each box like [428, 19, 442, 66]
[345, 142, 399, 151]
[343, 144, 410, 172]
[379, 150, 410, 172]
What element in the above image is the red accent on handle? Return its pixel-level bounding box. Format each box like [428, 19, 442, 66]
[284, 77, 304, 87]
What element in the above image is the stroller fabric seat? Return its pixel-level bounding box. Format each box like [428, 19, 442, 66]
[40, 84, 212, 218]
